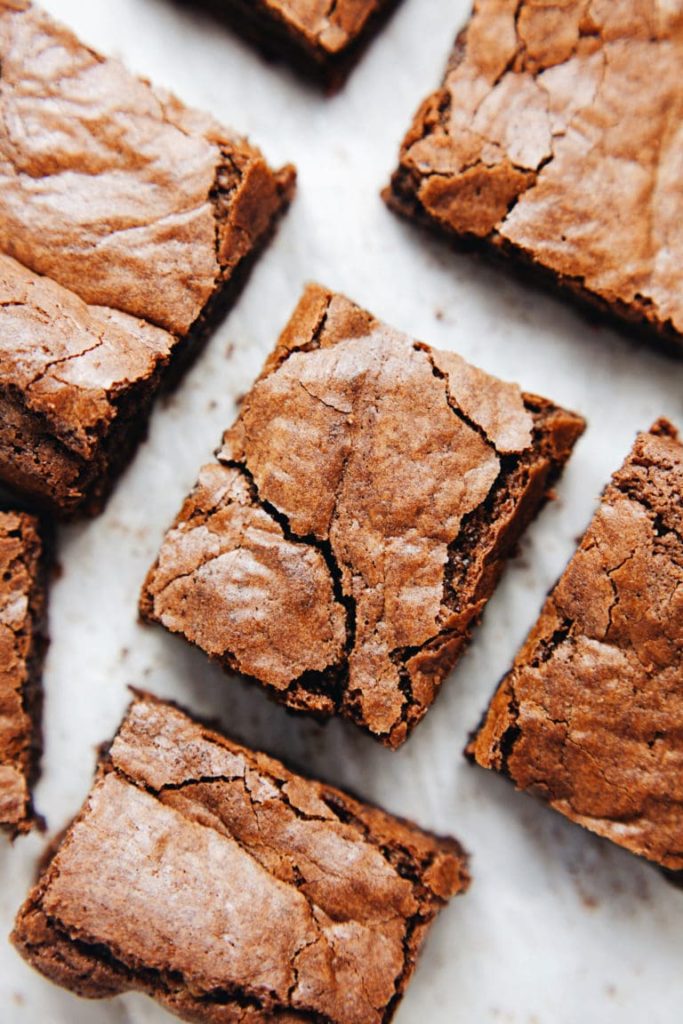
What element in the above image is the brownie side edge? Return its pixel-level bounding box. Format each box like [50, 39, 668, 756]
[0, 511, 49, 837]
[384, 178, 683, 358]
[163, 158, 296, 389]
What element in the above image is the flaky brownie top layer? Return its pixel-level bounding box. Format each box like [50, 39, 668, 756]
[142, 284, 584, 745]
[390, 1, 683, 337]
[0, 0, 294, 336]
[0, 253, 174, 458]
[14, 695, 468, 1023]
[0, 510, 45, 834]
[469, 422, 683, 870]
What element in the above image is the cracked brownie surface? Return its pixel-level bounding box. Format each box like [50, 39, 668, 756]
[12, 693, 469, 1023]
[0, 0, 295, 515]
[0, 253, 175, 514]
[141, 284, 585, 747]
[385, 0, 683, 352]
[0, 509, 48, 837]
[468, 421, 683, 871]
[181, 0, 403, 89]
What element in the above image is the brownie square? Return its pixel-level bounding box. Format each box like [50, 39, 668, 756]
[141, 284, 585, 747]
[13, 693, 469, 1023]
[0, 509, 48, 837]
[179, 0, 403, 89]
[468, 421, 683, 872]
[0, 0, 295, 514]
[385, 2, 683, 353]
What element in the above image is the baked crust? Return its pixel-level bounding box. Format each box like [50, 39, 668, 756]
[0, 254, 176, 514]
[468, 420, 683, 871]
[385, 0, 683, 353]
[141, 284, 585, 747]
[12, 693, 469, 1023]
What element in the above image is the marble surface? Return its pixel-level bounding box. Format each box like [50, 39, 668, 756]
[1, 2, 682, 1022]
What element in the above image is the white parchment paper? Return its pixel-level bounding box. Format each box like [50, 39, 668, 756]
[1, 2, 682, 1022]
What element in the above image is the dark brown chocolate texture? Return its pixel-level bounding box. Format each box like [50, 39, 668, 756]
[12, 693, 470, 1023]
[385, 1, 683, 353]
[0, 509, 48, 837]
[141, 284, 585, 747]
[468, 421, 683, 872]
[176, 0, 403, 90]
[0, 0, 295, 515]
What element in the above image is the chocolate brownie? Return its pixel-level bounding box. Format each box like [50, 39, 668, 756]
[179, 0, 403, 90]
[468, 421, 683, 872]
[0, 1, 295, 514]
[0, 509, 48, 837]
[141, 284, 585, 747]
[13, 693, 469, 1023]
[385, 1, 683, 353]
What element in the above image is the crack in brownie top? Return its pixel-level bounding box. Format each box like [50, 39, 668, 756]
[0, 1, 294, 337]
[142, 284, 584, 746]
[218, 292, 531, 735]
[469, 421, 683, 870]
[12, 695, 469, 1023]
[388, 0, 683, 342]
[0, 253, 174, 457]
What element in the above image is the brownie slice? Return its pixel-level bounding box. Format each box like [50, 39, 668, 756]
[0, 509, 48, 837]
[0, 1, 295, 514]
[385, 2, 683, 353]
[141, 284, 585, 747]
[468, 421, 683, 872]
[178, 0, 403, 90]
[13, 693, 469, 1023]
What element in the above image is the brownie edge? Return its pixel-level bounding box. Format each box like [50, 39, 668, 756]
[0, 509, 48, 837]
[12, 692, 469, 1024]
[468, 420, 683, 872]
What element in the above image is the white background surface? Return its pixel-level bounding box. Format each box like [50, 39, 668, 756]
[2, 1, 683, 1022]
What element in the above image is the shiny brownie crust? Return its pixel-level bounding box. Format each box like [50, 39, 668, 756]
[141, 284, 585, 747]
[385, 1, 683, 354]
[13, 693, 469, 1023]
